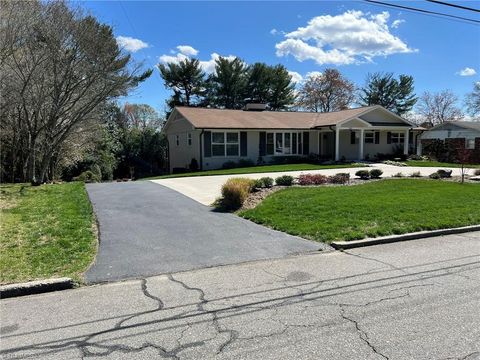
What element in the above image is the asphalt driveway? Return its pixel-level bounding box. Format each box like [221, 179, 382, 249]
[85, 181, 322, 283]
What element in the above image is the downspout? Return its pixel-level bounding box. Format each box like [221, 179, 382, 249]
[415, 129, 425, 155]
[199, 129, 204, 171]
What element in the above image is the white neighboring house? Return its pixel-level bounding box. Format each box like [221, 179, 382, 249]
[420, 121, 480, 162]
[163, 105, 422, 172]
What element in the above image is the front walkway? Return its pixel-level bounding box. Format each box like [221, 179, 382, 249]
[151, 164, 475, 205]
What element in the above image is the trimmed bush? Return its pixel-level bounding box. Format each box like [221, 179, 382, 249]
[355, 170, 370, 180]
[237, 159, 255, 168]
[437, 169, 452, 178]
[409, 171, 422, 178]
[328, 173, 350, 184]
[221, 161, 237, 169]
[298, 174, 328, 186]
[189, 158, 199, 171]
[474, 169, 480, 176]
[429, 172, 441, 179]
[252, 177, 274, 190]
[369, 169, 383, 179]
[73, 170, 100, 183]
[221, 178, 254, 210]
[275, 175, 294, 186]
[392, 172, 404, 178]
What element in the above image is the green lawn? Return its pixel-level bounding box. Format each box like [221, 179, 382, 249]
[0, 182, 97, 285]
[145, 163, 365, 180]
[405, 160, 480, 168]
[240, 179, 480, 242]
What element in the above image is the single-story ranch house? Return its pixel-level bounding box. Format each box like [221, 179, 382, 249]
[164, 105, 423, 172]
[420, 121, 480, 164]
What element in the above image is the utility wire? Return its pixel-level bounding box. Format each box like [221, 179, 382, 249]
[426, 0, 480, 13]
[364, 0, 480, 24]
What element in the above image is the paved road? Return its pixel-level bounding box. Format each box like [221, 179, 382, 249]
[84, 182, 321, 283]
[2, 232, 479, 359]
[151, 164, 478, 205]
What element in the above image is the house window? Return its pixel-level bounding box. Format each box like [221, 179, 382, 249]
[364, 132, 374, 144]
[267, 132, 303, 155]
[211, 131, 239, 157]
[466, 139, 475, 149]
[175, 135, 179, 146]
[391, 132, 405, 144]
[187, 133, 192, 146]
[266, 133, 274, 155]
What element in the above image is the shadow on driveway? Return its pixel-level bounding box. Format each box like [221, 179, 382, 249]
[85, 181, 323, 283]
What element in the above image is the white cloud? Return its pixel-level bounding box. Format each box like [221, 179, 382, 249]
[288, 71, 303, 83]
[305, 71, 322, 79]
[177, 45, 198, 56]
[158, 47, 237, 73]
[391, 19, 405, 29]
[275, 10, 416, 66]
[116, 36, 149, 52]
[270, 28, 278, 35]
[457, 67, 477, 76]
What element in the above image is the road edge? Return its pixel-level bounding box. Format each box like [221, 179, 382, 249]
[0, 278, 74, 299]
[331, 225, 480, 250]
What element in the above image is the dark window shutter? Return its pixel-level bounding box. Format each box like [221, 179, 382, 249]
[303, 132, 310, 155]
[240, 131, 247, 156]
[259, 131, 266, 156]
[350, 131, 356, 145]
[387, 132, 392, 144]
[204, 131, 211, 157]
[408, 131, 413, 144]
[375, 131, 380, 144]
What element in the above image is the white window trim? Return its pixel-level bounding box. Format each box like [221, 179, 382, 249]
[391, 132, 405, 144]
[364, 131, 375, 144]
[266, 131, 304, 156]
[187, 132, 192, 146]
[466, 138, 475, 149]
[211, 131, 240, 158]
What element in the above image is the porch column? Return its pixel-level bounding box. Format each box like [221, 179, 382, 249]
[404, 129, 409, 155]
[335, 126, 340, 161]
[359, 129, 365, 160]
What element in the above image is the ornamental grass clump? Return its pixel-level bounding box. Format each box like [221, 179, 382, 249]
[298, 174, 328, 186]
[221, 178, 254, 210]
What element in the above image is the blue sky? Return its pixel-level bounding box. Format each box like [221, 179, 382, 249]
[80, 1, 479, 115]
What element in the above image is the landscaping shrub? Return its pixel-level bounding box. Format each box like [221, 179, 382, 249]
[275, 175, 294, 186]
[392, 172, 404, 178]
[252, 177, 274, 190]
[409, 171, 422, 178]
[474, 169, 480, 176]
[237, 159, 255, 168]
[220, 178, 254, 210]
[298, 174, 328, 186]
[429, 172, 441, 179]
[73, 170, 100, 183]
[437, 169, 452, 178]
[382, 160, 407, 167]
[355, 170, 370, 180]
[328, 173, 350, 184]
[189, 158, 199, 171]
[369, 169, 383, 179]
[221, 161, 237, 169]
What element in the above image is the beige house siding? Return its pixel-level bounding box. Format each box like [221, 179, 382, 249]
[167, 115, 201, 172]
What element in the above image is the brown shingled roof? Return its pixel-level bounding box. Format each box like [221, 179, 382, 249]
[175, 106, 379, 130]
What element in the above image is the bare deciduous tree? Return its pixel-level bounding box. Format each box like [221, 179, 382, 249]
[465, 82, 480, 119]
[0, 0, 151, 184]
[416, 90, 463, 126]
[296, 69, 355, 113]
